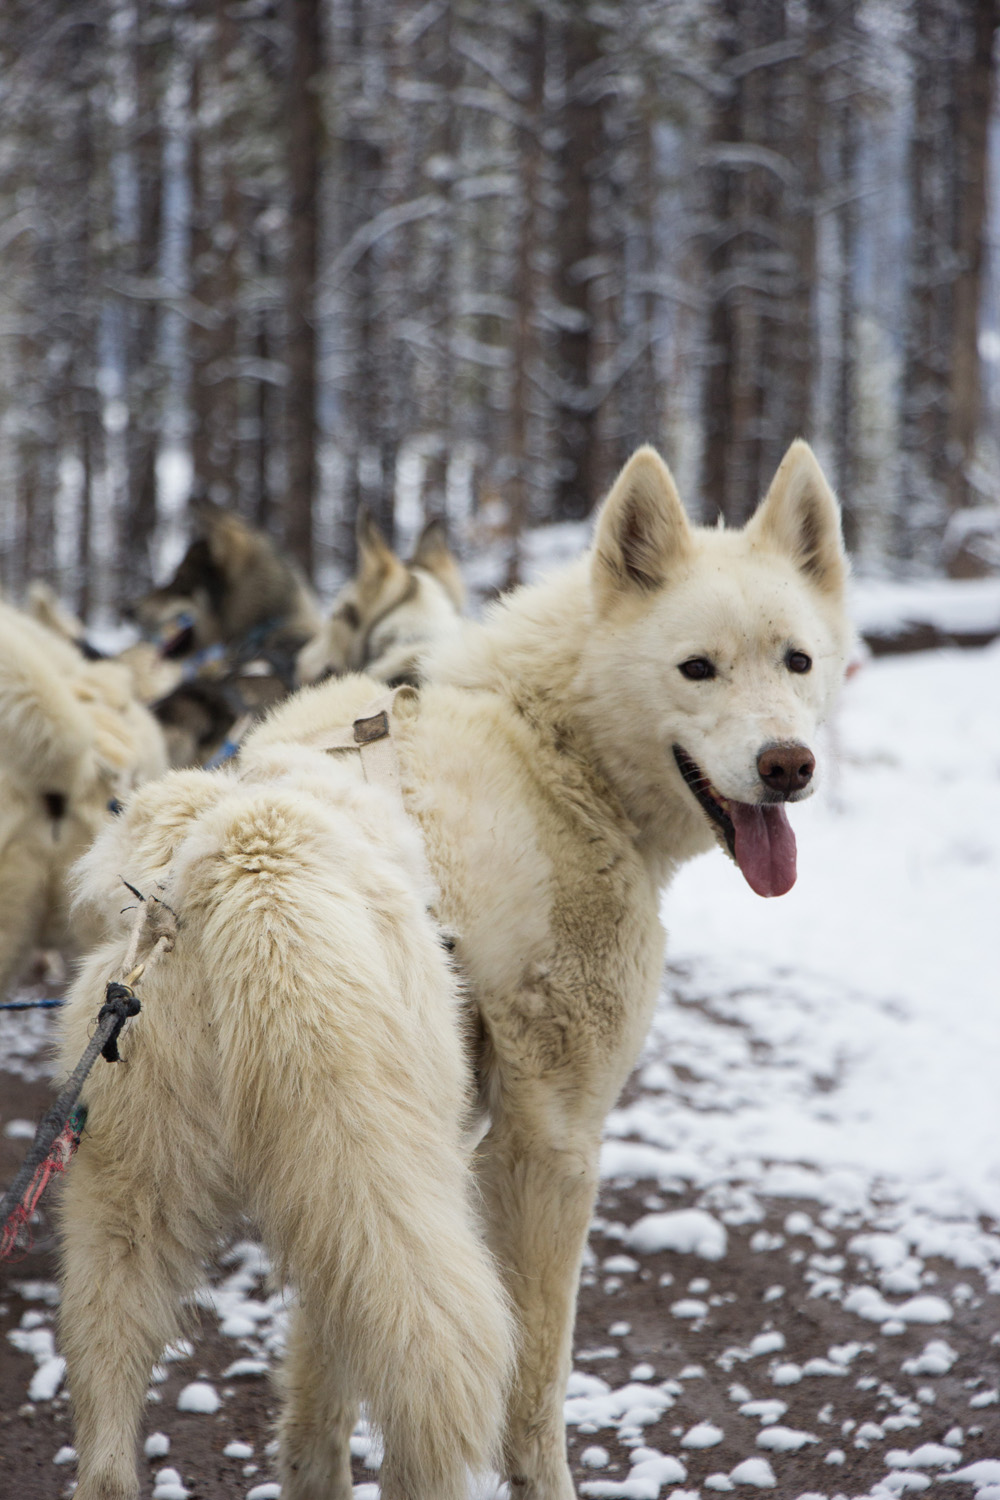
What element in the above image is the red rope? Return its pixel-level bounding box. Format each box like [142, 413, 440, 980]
[0, 1117, 81, 1260]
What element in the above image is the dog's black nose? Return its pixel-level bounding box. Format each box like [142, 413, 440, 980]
[757, 743, 815, 796]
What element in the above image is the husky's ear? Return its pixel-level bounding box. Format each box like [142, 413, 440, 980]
[592, 447, 692, 609]
[190, 495, 224, 531]
[355, 506, 401, 584]
[410, 517, 450, 573]
[190, 496, 234, 549]
[410, 518, 465, 610]
[194, 502, 256, 573]
[747, 441, 847, 596]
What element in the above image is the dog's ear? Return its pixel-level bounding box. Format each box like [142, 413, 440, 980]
[356, 506, 391, 562]
[355, 506, 402, 586]
[592, 447, 692, 609]
[199, 508, 256, 574]
[410, 517, 450, 572]
[746, 440, 847, 597]
[410, 519, 465, 610]
[189, 494, 220, 524]
[189, 495, 229, 542]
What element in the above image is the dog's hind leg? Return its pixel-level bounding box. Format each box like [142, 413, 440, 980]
[277, 1304, 356, 1500]
[56, 944, 232, 1500]
[59, 1147, 224, 1500]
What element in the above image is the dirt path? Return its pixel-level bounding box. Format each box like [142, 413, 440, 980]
[3, 1028, 999, 1500]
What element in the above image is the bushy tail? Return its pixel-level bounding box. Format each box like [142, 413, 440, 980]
[173, 779, 514, 1496]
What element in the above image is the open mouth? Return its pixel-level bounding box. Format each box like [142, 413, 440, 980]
[673, 745, 738, 856]
[672, 744, 798, 899]
[160, 617, 196, 659]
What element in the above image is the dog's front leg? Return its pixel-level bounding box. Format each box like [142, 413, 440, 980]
[476, 1096, 603, 1500]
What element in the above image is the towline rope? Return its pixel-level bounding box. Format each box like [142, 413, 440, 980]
[0, 997, 65, 1011]
[0, 890, 177, 1260]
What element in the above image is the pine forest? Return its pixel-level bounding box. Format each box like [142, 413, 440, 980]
[0, 0, 997, 615]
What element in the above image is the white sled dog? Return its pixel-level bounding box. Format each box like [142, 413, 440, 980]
[56, 440, 852, 1500]
[296, 507, 466, 688]
[0, 600, 167, 997]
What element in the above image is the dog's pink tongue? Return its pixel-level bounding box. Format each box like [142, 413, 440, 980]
[728, 802, 797, 897]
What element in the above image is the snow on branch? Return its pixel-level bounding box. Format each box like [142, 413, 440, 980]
[724, 37, 805, 82]
[323, 195, 446, 286]
[700, 141, 801, 190]
[452, 35, 531, 102]
[103, 275, 226, 330]
[392, 0, 447, 49]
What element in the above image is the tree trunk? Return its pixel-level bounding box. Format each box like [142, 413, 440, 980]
[330, 0, 394, 562]
[834, 87, 860, 553]
[701, 0, 742, 522]
[188, 4, 241, 510]
[505, 7, 546, 586]
[946, 0, 997, 527]
[284, 0, 322, 576]
[551, 10, 604, 521]
[899, 0, 960, 556]
[782, 0, 823, 450]
[123, 0, 164, 592]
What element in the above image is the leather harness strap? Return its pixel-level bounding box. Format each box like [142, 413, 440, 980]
[308, 684, 418, 815]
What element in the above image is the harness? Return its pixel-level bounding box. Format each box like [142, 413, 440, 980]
[310, 682, 458, 959]
[306, 684, 418, 817]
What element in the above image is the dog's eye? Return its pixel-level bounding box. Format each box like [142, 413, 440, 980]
[786, 650, 812, 674]
[337, 602, 361, 630]
[679, 657, 715, 681]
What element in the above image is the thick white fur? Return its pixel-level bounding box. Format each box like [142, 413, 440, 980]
[0, 602, 167, 995]
[57, 442, 852, 1499]
[58, 720, 514, 1500]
